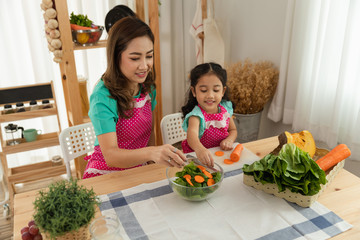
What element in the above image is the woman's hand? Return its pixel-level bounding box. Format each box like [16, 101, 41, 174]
[194, 147, 214, 167]
[220, 139, 234, 151]
[150, 144, 187, 168]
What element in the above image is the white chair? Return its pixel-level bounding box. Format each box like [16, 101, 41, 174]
[160, 113, 187, 145]
[59, 122, 96, 180]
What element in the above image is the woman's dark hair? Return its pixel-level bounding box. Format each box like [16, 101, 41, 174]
[103, 17, 156, 118]
[181, 62, 231, 118]
[105, 5, 136, 33]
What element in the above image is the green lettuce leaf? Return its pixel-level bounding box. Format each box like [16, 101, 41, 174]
[243, 143, 327, 196]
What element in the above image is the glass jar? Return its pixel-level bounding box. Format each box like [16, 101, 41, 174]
[3, 104, 15, 114]
[89, 214, 123, 240]
[29, 100, 40, 111]
[41, 99, 51, 109]
[51, 155, 63, 166]
[15, 102, 26, 112]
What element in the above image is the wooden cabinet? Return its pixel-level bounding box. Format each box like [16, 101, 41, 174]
[54, 0, 163, 178]
[0, 82, 65, 206]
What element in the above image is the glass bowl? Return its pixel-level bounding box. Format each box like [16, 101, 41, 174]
[166, 162, 224, 201]
[71, 25, 104, 46]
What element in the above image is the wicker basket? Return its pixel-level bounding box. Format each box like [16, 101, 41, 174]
[243, 148, 345, 207]
[44, 224, 90, 240]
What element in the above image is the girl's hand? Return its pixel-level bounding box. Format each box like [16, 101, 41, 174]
[151, 144, 186, 168]
[220, 139, 234, 151]
[195, 148, 214, 167]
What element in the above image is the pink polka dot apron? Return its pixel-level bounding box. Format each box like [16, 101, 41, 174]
[83, 93, 152, 179]
[182, 105, 230, 153]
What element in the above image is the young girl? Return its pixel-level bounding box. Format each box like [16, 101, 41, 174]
[181, 62, 237, 167]
[83, 17, 186, 179]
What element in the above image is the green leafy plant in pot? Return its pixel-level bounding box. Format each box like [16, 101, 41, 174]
[33, 179, 100, 239]
[227, 59, 279, 142]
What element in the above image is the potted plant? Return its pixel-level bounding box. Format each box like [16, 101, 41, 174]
[33, 179, 100, 239]
[226, 59, 279, 142]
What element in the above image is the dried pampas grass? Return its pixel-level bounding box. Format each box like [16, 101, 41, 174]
[227, 59, 279, 114]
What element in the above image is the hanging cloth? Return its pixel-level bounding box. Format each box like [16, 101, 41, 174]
[189, 0, 204, 64]
[203, 0, 225, 67]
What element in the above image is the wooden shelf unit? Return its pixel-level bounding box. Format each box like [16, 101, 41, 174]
[54, 0, 163, 178]
[0, 82, 65, 208]
[2, 132, 60, 154]
[0, 106, 57, 122]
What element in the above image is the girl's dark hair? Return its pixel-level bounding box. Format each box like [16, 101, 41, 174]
[181, 62, 231, 118]
[103, 17, 156, 118]
[105, 5, 136, 33]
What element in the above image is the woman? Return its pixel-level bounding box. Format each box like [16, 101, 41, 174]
[83, 17, 186, 179]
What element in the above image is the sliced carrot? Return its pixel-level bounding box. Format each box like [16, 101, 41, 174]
[202, 169, 213, 179]
[214, 151, 224, 156]
[185, 177, 194, 186]
[224, 159, 234, 164]
[194, 175, 205, 183]
[230, 143, 244, 162]
[207, 178, 215, 186]
[197, 165, 206, 171]
[183, 174, 191, 180]
[316, 144, 351, 171]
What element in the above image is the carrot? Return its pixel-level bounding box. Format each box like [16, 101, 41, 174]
[214, 151, 224, 156]
[197, 165, 206, 171]
[223, 159, 234, 165]
[316, 144, 351, 171]
[207, 178, 215, 186]
[201, 169, 213, 179]
[230, 143, 244, 162]
[185, 177, 194, 186]
[183, 174, 191, 180]
[194, 175, 205, 183]
[70, 23, 94, 31]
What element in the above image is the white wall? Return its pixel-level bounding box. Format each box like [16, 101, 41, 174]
[159, 0, 292, 139]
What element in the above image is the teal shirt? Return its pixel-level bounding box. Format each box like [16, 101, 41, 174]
[182, 100, 233, 139]
[89, 80, 157, 146]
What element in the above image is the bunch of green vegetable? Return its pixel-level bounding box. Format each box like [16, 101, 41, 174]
[33, 179, 100, 239]
[242, 143, 327, 196]
[171, 162, 222, 200]
[70, 12, 93, 27]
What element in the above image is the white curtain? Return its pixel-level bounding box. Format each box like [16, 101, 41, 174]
[268, 0, 360, 161]
[0, 0, 130, 168]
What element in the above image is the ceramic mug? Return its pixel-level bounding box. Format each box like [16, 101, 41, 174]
[23, 129, 42, 142]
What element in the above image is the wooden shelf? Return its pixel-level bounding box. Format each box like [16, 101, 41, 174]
[8, 160, 66, 184]
[83, 115, 91, 123]
[0, 76, 63, 211]
[0, 106, 57, 122]
[73, 40, 106, 50]
[2, 132, 59, 154]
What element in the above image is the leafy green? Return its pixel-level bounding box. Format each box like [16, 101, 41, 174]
[69, 12, 93, 27]
[171, 162, 222, 200]
[242, 143, 327, 196]
[33, 179, 100, 239]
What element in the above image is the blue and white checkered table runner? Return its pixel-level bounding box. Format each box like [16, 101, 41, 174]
[99, 169, 352, 240]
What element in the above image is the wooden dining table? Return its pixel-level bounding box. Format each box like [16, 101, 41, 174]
[13, 136, 360, 239]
